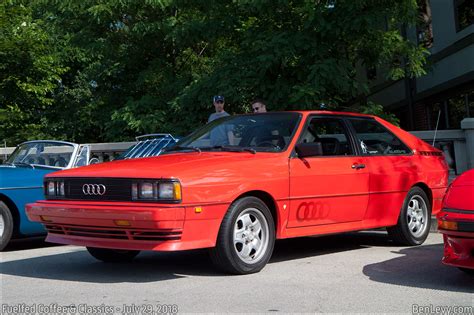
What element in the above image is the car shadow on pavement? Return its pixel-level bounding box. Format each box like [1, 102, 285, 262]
[363, 244, 474, 293]
[0, 248, 220, 283]
[1, 231, 391, 283]
[270, 230, 397, 263]
[1, 231, 430, 284]
[3, 237, 58, 252]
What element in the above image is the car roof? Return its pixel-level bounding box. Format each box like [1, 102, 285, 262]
[241, 110, 375, 118]
[289, 110, 374, 118]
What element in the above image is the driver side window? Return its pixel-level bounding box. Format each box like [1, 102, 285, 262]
[300, 117, 354, 156]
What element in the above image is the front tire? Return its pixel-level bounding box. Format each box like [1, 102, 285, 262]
[87, 247, 140, 262]
[387, 187, 431, 245]
[0, 201, 14, 251]
[210, 196, 275, 275]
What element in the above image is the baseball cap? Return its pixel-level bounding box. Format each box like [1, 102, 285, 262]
[213, 95, 225, 102]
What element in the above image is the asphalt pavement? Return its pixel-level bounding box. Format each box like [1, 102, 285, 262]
[1, 231, 473, 314]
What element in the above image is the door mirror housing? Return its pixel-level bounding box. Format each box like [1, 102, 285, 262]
[295, 142, 323, 158]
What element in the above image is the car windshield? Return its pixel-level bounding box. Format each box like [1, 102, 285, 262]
[5, 142, 76, 168]
[170, 113, 301, 153]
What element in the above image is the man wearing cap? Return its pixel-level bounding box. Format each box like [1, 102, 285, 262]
[208, 95, 230, 122]
[208, 95, 234, 146]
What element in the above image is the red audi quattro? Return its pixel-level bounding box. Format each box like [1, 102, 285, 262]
[437, 169, 474, 275]
[26, 111, 448, 274]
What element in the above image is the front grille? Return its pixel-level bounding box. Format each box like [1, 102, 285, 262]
[65, 178, 132, 201]
[45, 224, 182, 241]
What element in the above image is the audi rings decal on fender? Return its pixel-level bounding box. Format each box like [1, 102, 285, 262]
[296, 202, 330, 221]
[82, 184, 107, 196]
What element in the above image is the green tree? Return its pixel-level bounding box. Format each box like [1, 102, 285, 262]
[1, 0, 427, 144]
[0, 1, 68, 145]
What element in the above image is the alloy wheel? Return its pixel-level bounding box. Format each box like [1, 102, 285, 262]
[406, 195, 428, 238]
[233, 208, 270, 264]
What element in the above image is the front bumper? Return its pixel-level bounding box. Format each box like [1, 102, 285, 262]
[439, 233, 474, 270]
[437, 209, 474, 270]
[26, 200, 226, 251]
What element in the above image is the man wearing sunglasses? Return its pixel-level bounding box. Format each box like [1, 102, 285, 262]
[208, 95, 230, 122]
[251, 98, 267, 113]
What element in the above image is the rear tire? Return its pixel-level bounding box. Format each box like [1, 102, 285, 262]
[387, 187, 431, 246]
[86, 247, 140, 262]
[210, 196, 275, 275]
[0, 201, 14, 251]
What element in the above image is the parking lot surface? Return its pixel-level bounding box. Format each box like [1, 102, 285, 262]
[1, 232, 473, 314]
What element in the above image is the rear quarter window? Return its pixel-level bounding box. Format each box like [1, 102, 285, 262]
[348, 118, 411, 156]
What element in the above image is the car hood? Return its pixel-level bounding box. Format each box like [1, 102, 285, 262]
[444, 169, 474, 211]
[46, 152, 282, 182]
[0, 165, 57, 188]
[451, 169, 474, 187]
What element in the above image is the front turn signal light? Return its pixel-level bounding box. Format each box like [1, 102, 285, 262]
[173, 182, 182, 200]
[114, 220, 131, 227]
[438, 220, 458, 231]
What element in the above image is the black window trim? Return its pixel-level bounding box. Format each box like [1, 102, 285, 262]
[345, 117, 414, 157]
[290, 114, 360, 159]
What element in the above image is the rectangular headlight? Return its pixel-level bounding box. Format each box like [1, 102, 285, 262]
[47, 181, 56, 195]
[58, 181, 65, 196]
[45, 180, 65, 198]
[131, 180, 181, 202]
[139, 182, 156, 199]
[159, 182, 174, 199]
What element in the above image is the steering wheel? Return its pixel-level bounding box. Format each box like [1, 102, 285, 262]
[256, 135, 285, 149]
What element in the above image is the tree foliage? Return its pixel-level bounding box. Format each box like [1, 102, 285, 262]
[0, 0, 426, 145]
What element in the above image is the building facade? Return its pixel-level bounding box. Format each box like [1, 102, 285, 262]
[368, 0, 473, 132]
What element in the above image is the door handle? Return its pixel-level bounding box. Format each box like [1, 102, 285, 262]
[351, 163, 366, 170]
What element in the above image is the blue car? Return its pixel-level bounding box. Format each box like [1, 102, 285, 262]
[0, 140, 93, 250]
[0, 135, 179, 250]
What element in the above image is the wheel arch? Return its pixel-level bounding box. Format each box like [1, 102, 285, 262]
[0, 193, 20, 237]
[411, 182, 433, 210]
[234, 190, 279, 236]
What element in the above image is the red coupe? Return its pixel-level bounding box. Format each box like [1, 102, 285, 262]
[26, 111, 448, 274]
[437, 169, 474, 275]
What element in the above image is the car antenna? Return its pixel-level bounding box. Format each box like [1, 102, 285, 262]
[432, 109, 441, 147]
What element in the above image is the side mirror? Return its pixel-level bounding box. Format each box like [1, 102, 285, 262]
[295, 142, 323, 158]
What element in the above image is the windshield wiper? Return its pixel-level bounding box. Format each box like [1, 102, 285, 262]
[163, 145, 201, 153]
[208, 146, 256, 154]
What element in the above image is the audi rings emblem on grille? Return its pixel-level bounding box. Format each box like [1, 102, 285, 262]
[82, 184, 107, 196]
